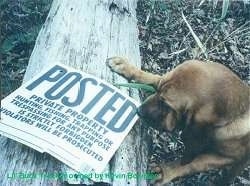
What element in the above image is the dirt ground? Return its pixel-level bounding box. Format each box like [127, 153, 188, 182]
[136, 0, 249, 185]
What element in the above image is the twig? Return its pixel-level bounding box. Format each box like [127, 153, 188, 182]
[181, 11, 207, 58]
[207, 22, 250, 53]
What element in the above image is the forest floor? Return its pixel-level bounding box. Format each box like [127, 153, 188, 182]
[1, 0, 250, 185]
[1, 0, 53, 98]
[136, 0, 249, 185]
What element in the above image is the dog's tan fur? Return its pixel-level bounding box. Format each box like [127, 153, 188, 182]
[107, 57, 250, 185]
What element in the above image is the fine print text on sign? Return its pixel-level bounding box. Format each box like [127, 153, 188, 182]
[0, 63, 140, 173]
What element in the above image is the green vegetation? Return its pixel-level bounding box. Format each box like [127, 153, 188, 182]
[0, 0, 52, 98]
[114, 83, 156, 94]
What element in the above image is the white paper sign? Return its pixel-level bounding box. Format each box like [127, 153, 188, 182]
[0, 63, 140, 173]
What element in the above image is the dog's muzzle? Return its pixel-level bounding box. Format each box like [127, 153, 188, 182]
[136, 106, 143, 117]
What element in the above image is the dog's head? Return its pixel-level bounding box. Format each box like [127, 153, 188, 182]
[137, 79, 183, 132]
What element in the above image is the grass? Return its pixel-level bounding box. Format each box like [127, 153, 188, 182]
[114, 83, 156, 94]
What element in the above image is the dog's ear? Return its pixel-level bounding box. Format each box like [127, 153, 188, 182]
[163, 111, 177, 131]
[157, 73, 186, 111]
[159, 88, 185, 112]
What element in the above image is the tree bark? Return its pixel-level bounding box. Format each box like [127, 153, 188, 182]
[0, 0, 148, 185]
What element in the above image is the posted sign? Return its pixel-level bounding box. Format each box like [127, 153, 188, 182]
[0, 63, 140, 173]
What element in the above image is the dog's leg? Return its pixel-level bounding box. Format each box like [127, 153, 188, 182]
[106, 57, 161, 87]
[180, 125, 211, 164]
[150, 154, 233, 186]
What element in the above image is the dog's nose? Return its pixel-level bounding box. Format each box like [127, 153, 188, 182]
[136, 106, 143, 117]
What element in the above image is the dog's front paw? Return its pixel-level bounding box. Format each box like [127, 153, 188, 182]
[149, 163, 164, 186]
[106, 57, 128, 73]
[106, 56, 135, 80]
[149, 162, 179, 186]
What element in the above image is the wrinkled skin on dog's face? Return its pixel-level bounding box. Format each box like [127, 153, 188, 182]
[137, 93, 179, 132]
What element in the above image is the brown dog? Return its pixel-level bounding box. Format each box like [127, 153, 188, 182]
[106, 57, 250, 185]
